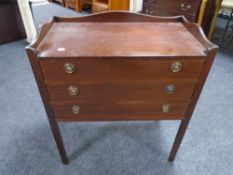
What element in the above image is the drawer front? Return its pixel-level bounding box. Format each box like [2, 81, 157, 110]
[52, 102, 190, 121]
[143, 0, 201, 15]
[143, 3, 197, 21]
[40, 59, 204, 82]
[183, 0, 202, 15]
[46, 80, 197, 102]
[143, 4, 157, 16]
[144, 0, 185, 9]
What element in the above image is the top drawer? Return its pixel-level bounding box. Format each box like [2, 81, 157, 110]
[143, 0, 202, 15]
[40, 58, 204, 82]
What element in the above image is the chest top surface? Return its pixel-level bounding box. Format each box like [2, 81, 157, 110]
[36, 20, 206, 58]
[28, 12, 214, 58]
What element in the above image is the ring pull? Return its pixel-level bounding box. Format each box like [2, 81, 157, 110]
[166, 84, 176, 94]
[170, 62, 182, 73]
[161, 104, 171, 113]
[68, 85, 79, 96]
[64, 63, 76, 74]
[72, 105, 81, 114]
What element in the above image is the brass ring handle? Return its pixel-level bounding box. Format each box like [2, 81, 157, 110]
[180, 3, 191, 11]
[170, 62, 182, 72]
[72, 105, 81, 114]
[166, 84, 176, 94]
[145, 9, 154, 15]
[149, 10, 154, 15]
[68, 85, 79, 96]
[161, 104, 170, 113]
[64, 63, 75, 74]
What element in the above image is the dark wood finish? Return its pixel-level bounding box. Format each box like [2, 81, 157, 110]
[52, 101, 190, 121]
[40, 59, 204, 82]
[142, 0, 202, 22]
[201, 0, 216, 35]
[143, 0, 201, 15]
[37, 22, 206, 57]
[26, 12, 218, 164]
[201, 0, 223, 38]
[46, 80, 197, 102]
[142, 0, 218, 36]
[168, 15, 219, 161]
[0, 0, 26, 44]
[168, 46, 218, 161]
[142, 3, 196, 21]
[26, 48, 69, 164]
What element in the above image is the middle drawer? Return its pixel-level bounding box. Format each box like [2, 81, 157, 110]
[46, 80, 197, 102]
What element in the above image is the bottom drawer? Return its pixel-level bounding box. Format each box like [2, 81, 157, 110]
[52, 102, 190, 121]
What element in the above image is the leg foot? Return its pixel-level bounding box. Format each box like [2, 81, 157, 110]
[49, 120, 69, 164]
[168, 118, 191, 161]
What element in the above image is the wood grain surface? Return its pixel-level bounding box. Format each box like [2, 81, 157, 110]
[52, 101, 190, 121]
[26, 12, 218, 164]
[46, 80, 197, 102]
[40, 58, 204, 82]
[37, 22, 205, 57]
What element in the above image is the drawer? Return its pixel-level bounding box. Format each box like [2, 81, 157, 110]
[182, 0, 202, 15]
[40, 58, 204, 82]
[144, 0, 185, 9]
[143, 3, 197, 21]
[143, 0, 201, 15]
[52, 101, 190, 121]
[46, 80, 197, 102]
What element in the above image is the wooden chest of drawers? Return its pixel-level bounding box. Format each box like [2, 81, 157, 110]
[142, 0, 202, 22]
[26, 12, 218, 164]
